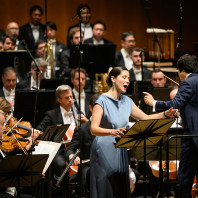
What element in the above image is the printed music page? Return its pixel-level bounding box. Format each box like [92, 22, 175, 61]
[32, 141, 61, 173]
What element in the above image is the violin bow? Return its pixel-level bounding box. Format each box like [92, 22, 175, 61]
[5, 117, 28, 155]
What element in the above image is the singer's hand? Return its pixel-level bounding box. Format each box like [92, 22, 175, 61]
[143, 92, 155, 106]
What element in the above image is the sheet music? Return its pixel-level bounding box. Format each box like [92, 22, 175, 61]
[32, 141, 61, 173]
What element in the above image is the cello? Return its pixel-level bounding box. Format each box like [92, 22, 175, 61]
[149, 160, 179, 180]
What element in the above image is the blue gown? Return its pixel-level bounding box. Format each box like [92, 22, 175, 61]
[90, 94, 133, 198]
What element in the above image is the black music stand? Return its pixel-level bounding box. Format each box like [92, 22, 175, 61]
[70, 44, 116, 72]
[0, 154, 48, 198]
[41, 124, 70, 142]
[115, 118, 175, 198]
[14, 90, 57, 127]
[40, 78, 65, 90]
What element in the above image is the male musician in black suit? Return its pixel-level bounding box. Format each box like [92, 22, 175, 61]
[37, 84, 87, 131]
[144, 54, 198, 198]
[19, 5, 45, 50]
[16, 57, 47, 90]
[45, 21, 66, 77]
[0, 67, 17, 112]
[6, 22, 25, 51]
[67, 4, 92, 48]
[37, 85, 87, 198]
[115, 32, 136, 68]
[71, 67, 92, 118]
[129, 48, 152, 81]
[84, 20, 113, 44]
[60, 27, 84, 78]
[65, 93, 99, 194]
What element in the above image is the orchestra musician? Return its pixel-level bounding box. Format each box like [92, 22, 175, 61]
[90, 67, 177, 198]
[65, 93, 100, 195]
[0, 98, 40, 198]
[144, 54, 198, 198]
[36, 85, 88, 198]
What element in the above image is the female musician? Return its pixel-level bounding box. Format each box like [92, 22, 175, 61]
[90, 67, 177, 198]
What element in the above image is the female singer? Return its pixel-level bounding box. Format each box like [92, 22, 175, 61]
[90, 67, 177, 198]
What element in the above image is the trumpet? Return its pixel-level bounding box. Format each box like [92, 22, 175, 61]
[44, 39, 54, 78]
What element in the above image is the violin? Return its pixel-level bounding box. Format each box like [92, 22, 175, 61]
[5, 117, 32, 137]
[0, 133, 28, 153]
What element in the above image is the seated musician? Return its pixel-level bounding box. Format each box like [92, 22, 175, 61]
[71, 67, 92, 118]
[140, 69, 167, 113]
[17, 57, 47, 90]
[0, 99, 39, 198]
[65, 93, 99, 194]
[36, 85, 88, 198]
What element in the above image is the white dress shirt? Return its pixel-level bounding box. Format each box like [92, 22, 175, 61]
[60, 106, 75, 124]
[132, 66, 142, 81]
[30, 23, 39, 43]
[30, 75, 40, 90]
[81, 23, 92, 40]
[121, 48, 133, 70]
[93, 38, 104, 45]
[73, 89, 86, 115]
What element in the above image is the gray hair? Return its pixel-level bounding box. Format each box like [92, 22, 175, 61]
[56, 85, 72, 99]
[31, 57, 47, 68]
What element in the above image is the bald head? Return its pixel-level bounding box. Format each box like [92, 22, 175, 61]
[6, 22, 19, 39]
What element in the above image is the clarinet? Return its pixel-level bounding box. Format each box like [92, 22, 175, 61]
[53, 149, 80, 188]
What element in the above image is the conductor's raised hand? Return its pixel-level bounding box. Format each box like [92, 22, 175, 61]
[110, 127, 126, 138]
[143, 92, 155, 106]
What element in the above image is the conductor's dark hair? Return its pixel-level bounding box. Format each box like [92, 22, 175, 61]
[45, 21, 57, 31]
[77, 4, 91, 16]
[30, 5, 43, 15]
[121, 32, 136, 41]
[177, 54, 198, 73]
[93, 20, 106, 30]
[106, 67, 128, 87]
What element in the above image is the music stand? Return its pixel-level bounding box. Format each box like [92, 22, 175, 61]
[70, 44, 116, 72]
[115, 118, 175, 198]
[41, 124, 70, 142]
[14, 90, 57, 127]
[0, 154, 48, 198]
[0, 51, 31, 88]
[40, 78, 65, 90]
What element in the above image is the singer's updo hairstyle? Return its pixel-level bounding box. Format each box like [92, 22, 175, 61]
[177, 54, 198, 73]
[106, 67, 128, 87]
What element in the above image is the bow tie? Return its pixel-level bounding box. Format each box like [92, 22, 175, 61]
[75, 93, 86, 99]
[81, 23, 91, 28]
[134, 70, 141, 75]
[32, 25, 40, 30]
[64, 111, 73, 117]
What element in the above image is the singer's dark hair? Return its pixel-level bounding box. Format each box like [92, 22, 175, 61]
[106, 67, 128, 87]
[77, 4, 91, 16]
[177, 54, 198, 73]
[45, 21, 57, 31]
[93, 20, 106, 30]
[29, 5, 43, 15]
[121, 32, 136, 41]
